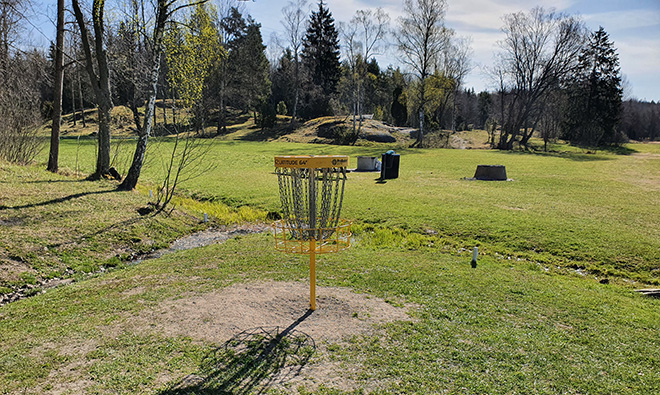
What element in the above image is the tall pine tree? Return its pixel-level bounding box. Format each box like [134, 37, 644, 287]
[226, 21, 271, 116]
[301, 0, 341, 118]
[563, 27, 623, 146]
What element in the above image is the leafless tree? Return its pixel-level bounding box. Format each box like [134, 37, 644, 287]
[396, 0, 451, 146]
[0, 0, 44, 165]
[280, 0, 308, 127]
[0, 0, 31, 69]
[47, 0, 64, 172]
[342, 8, 389, 143]
[71, 0, 114, 179]
[0, 51, 46, 164]
[492, 7, 584, 150]
[443, 35, 472, 132]
[149, 130, 214, 213]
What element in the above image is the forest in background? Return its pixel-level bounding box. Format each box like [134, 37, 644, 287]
[1, 0, 659, 170]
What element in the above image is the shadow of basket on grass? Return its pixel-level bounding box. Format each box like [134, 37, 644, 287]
[160, 310, 316, 395]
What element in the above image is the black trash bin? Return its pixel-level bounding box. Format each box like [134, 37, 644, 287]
[380, 150, 400, 180]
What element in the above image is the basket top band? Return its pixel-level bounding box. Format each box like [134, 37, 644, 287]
[275, 155, 349, 169]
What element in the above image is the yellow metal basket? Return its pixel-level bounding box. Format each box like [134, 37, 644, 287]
[273, 155, 352, 310]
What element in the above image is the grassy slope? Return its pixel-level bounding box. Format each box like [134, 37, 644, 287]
[0, 164, 264, 293]
[51, 138, 660, 284]
[0, 230, 658, 393]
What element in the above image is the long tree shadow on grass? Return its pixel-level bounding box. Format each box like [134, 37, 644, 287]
[505, 150, 616, 162]
[0, 189, 116, 211]
[0, 178, 89, 184]
[160, 310, 316, 395]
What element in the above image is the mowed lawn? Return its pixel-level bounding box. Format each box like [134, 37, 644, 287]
[56, 138, 660, 283]
[0, 139, 657, 393]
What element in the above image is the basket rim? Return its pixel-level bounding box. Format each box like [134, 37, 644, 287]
[274, 155, 349, 169]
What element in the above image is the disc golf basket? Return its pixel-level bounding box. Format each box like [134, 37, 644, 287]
[273, 155, 351, 310]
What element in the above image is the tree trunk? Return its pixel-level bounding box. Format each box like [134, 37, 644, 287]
[71, 72, 76, 126]
[78, 68, 86, 127]
[352, 91, 357, 136]
[94, 99, 113, 178]
[172, 91, 177, 126]
[47, 0, 65, 173]
[130, 104, 142, 131]
[162, 98, 167, 127]
[415, 75, 427, 147]
[120, 0, 168, 191]
[216, 73, 227, 135]
[72, 0, 113, 179]
[451, 88, 458, 133]
[416, 108, 424, 147]
[290, 56, 299, 128]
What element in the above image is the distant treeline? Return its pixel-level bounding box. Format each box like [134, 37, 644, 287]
[1, 0, 658, 167]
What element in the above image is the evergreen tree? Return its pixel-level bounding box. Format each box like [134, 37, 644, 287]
[271, 49, 297, 116]
[301, 0, 340, 117]
[391, 86, 407, 126]
[213, 6, 249, 134]
[477, 91, 492, 129]
[226, 21, 270, 115]
[563, 27, 623, 146]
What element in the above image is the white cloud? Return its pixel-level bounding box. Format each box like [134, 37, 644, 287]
[446, 0, 574, 31]
[581, 8, 660, 31]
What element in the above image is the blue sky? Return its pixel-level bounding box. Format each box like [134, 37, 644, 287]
[240, 0, 660, 102]
[29, 0, 659, 102]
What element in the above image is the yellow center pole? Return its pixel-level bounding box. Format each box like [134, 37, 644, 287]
[310, 239, 316, 311]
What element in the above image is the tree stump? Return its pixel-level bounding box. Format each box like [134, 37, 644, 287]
[474, 165, 507, 181]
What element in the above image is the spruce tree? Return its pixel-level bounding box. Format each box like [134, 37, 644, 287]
[227, 21, 271, 114]
[563, 27, 623, 146]
[301, 0, 341, 117]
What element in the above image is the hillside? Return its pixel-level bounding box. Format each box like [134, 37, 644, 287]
[53, 105, 491, 149]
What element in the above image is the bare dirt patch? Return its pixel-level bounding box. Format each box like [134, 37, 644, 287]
[133, 281, 416, 393]
[30, 339, 99, 395]
[139, 281, 412, 344]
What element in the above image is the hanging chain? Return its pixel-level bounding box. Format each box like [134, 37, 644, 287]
[277, 165, 347, 242]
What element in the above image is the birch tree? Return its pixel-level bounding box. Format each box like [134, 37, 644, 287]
[281, 0, 307, 126]
[120, 0, 213, 190]
[396, 0, 451, 146]
[342, 8, 389, 143]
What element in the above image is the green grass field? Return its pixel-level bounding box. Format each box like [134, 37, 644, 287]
[54, 138, 660, 284]
[0, 139, 658, 393]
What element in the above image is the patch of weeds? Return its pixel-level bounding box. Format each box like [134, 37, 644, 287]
[18, 272, 38, 285]
[103, 256, 123, 269]
[41, 269, 65, 280]
[57, 250, 99, 274]
[23, 287, 42, 297]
